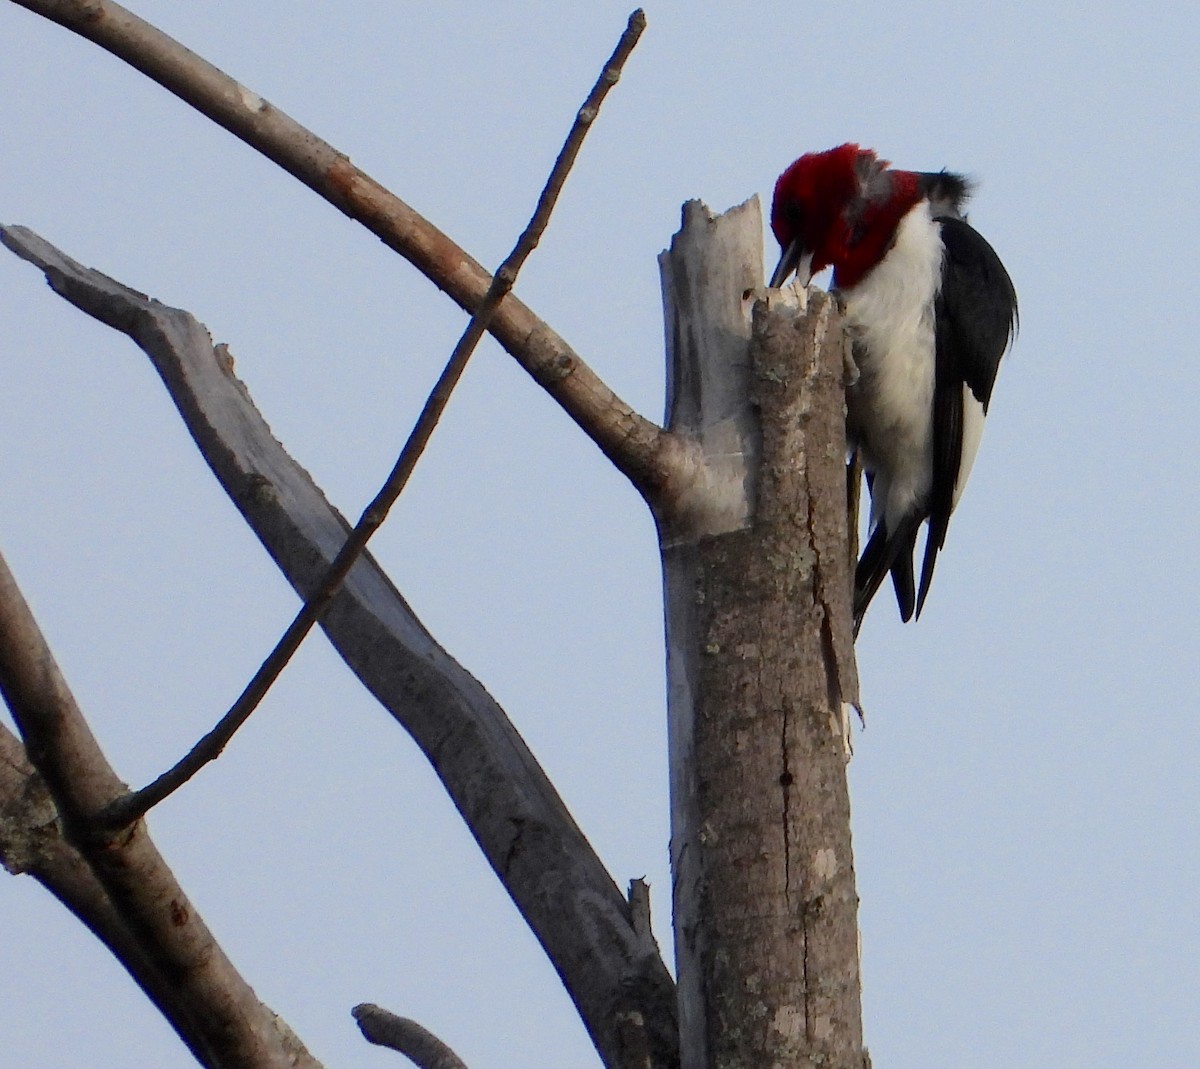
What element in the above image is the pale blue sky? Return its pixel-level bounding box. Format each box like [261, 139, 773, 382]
[2, 3, 1198, 1067]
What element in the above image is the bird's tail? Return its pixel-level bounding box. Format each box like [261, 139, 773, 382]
[853, 516, 921, 635]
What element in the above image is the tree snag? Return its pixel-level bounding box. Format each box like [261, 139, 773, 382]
[659, 197, 865, 1069]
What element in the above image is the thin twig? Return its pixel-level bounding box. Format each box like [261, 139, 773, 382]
[100, 9, 647, 829]
[352, 1004, 470, 1069]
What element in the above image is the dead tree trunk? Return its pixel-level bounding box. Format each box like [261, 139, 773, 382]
[658, 198, 866, 1069]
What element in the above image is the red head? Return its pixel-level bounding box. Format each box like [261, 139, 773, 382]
[770, 143, 922, 289]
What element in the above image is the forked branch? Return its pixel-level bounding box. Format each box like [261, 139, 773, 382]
[0, 725, 222, 1067]
[0, 549, 323, 1069]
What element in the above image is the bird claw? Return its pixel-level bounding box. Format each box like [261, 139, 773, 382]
[842, 341, 861, 387]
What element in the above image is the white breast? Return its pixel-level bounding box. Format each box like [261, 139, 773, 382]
[842, 200, 945, 530]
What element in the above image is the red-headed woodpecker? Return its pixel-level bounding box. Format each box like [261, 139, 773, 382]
[769, 143, 1018, 632]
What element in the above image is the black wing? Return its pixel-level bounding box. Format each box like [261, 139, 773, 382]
[935, 217, 1018, 410]
[915, 216, 1018, 617]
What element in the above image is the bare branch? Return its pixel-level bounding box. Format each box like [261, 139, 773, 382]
[10, 0, 675, 496]
[352, 1004, 470, 1069]
[0, 725, 218, 1067]
[0, 549, 322, 1069]
[1, 224, 679, 1069]
[627, 877, 654, 944]
[100, 6, 647, 829]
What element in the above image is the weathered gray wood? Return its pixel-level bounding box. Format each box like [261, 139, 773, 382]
[0, 725, 220, 1067]
[1, 224, 678, 1069]
[657, 198, 762, 1069]
[659, 200, 864, 1069]
[352, 1004, 471, 1069]
[0, 547, 321, 1069]
[658, 197, 762, 539]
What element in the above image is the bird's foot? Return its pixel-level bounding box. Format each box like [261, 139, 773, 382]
[842, 341, 860, 387]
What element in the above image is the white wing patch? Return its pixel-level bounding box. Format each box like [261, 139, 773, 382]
[954, 387, 986, 509]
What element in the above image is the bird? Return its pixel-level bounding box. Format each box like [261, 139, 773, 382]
[768, 143, 1018, 633]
